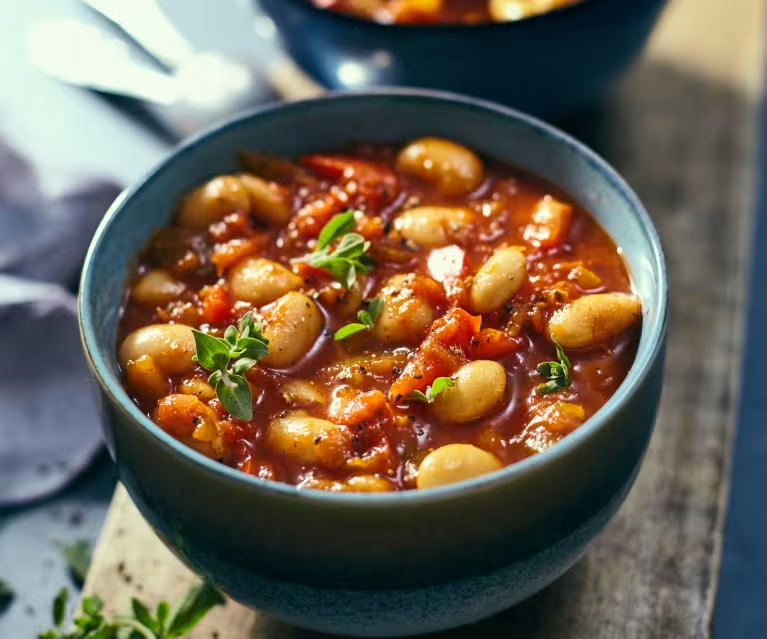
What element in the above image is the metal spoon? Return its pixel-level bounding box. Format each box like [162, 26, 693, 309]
[79, 0, 321, 125]
[27, 6, 320, 138]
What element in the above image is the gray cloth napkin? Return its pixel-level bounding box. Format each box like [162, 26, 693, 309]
[0, 139, 121, 506]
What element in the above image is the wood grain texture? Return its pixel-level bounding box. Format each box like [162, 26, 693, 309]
[81, 0, 766, 637]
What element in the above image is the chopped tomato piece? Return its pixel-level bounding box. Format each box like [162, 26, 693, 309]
[199, 282, 233, 325]
[390, 308, 482, 400]
[211, 237, 263, 276]
[523, 196, 573, 249]
[470, 328, 522, 359]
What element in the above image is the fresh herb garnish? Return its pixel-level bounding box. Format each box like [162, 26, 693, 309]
[334, 297, 384, 341]
[303, 211, 375, 289]
[57, 540, 92, 588]
[38, 582, 224, 639]
[192, 311, 269, 421]
[0, 579, 14, 616]
[536, 337, 573, 395]
[405, 377, 455, 404]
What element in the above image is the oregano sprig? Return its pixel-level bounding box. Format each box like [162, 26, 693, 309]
[536, 337, 573, 395]
[405, 377, 454, 404]
[38, 581, 224, 639]
[302, 211, 375, 289]
[334, 297, 383, 341]
[192, 312, 269, 421]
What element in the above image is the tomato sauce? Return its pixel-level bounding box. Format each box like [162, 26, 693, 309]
[117, 140, 640, 492]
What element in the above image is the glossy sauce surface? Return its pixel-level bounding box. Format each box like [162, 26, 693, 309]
[118, 140, 641, 492]
[310, 0, 584, 25]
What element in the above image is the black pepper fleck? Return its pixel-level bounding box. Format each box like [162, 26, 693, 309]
[383, 221, 392, 234]
[413, 374, 423, 380]
[314, 436, 322, 445]
[395, 394, 403, 401]
[408, 415, 416, 421]
[360, 366, 367, 374]
[357, 424, 364, 432]
[279, 411, 289, 418]
[392, 367, 403, 376]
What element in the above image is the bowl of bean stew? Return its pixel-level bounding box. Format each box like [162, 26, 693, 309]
[257, 0, 668, 117]
[80, 90, 668, 637]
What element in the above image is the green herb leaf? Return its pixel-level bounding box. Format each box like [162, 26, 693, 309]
[193, 313, 270, 421]
[554, 338, 571, 372]
[316, 211, 356, 251]
[81, 595, 103, 618]
[405, 390, 429, 403]
[58, 539, 92, 587]
[131, 599, 160, 635]
[0, 578, 14, 616]
[304, 214, 375, 290]
[215, 372, 253, 421]
[231, 357, 259, 376]
[536, 378, 572, 395]
[223, 325, 238, 345]
[335, 297, 384, 341]
[405, 377, 454, 404]
[366, 297, 384, 324]
[166, 582, 225, 638]
[191, 331, 231, 371]
[232, 337, 269, 361]
[535, 338, 573, 396]
[430, 377, 454, 397]
[334, 323, 368, 341]
[156, 601, 170, 629]
[53, 587, 68, 628]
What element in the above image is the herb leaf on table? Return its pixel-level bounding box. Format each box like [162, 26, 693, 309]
[37, 581, 224, 639]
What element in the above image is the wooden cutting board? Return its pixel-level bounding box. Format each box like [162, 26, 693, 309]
[81, 0, 767, 636]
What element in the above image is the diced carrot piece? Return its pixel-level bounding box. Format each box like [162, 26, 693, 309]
[523, 196, 573, 249]
[199, 283, 233, 325]
[211, 237, 263, 276]
[470, 328, 522, 359]
[154, 394, 218, 438]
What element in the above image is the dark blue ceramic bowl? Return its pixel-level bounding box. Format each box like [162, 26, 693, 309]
[79, 90, 668, 637]
[258, 0, 668, 118]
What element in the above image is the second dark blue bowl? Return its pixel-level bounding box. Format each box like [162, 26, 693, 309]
[258, 0, 668, 118]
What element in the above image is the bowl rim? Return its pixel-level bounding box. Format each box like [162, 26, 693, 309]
[79, 87, 668, 506]
[261, 0, 610, 32]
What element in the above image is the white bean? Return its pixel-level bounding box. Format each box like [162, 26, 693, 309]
[227, 257, 302, 306]
[131, 269, 186, 306]
[261, 292, 324, 368]
[237, 173, 292, 226]
[371, 274, 438, 344]
[547, 293, 642, 348]
[267, 410, 352, 468]
[176, 176, 250, 228]
[394, 206, 475, 248]
[119, 324, 196, 374]
[417, 444, 502, 489]
[281, 379, 328, 406]
[470, 246, 527, 313]
[397, 138, 483, 196]
[433, 360, 507, 424]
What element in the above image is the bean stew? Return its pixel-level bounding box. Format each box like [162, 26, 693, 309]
[117, 138, 641, 492]
[309, 0, 584, 25]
